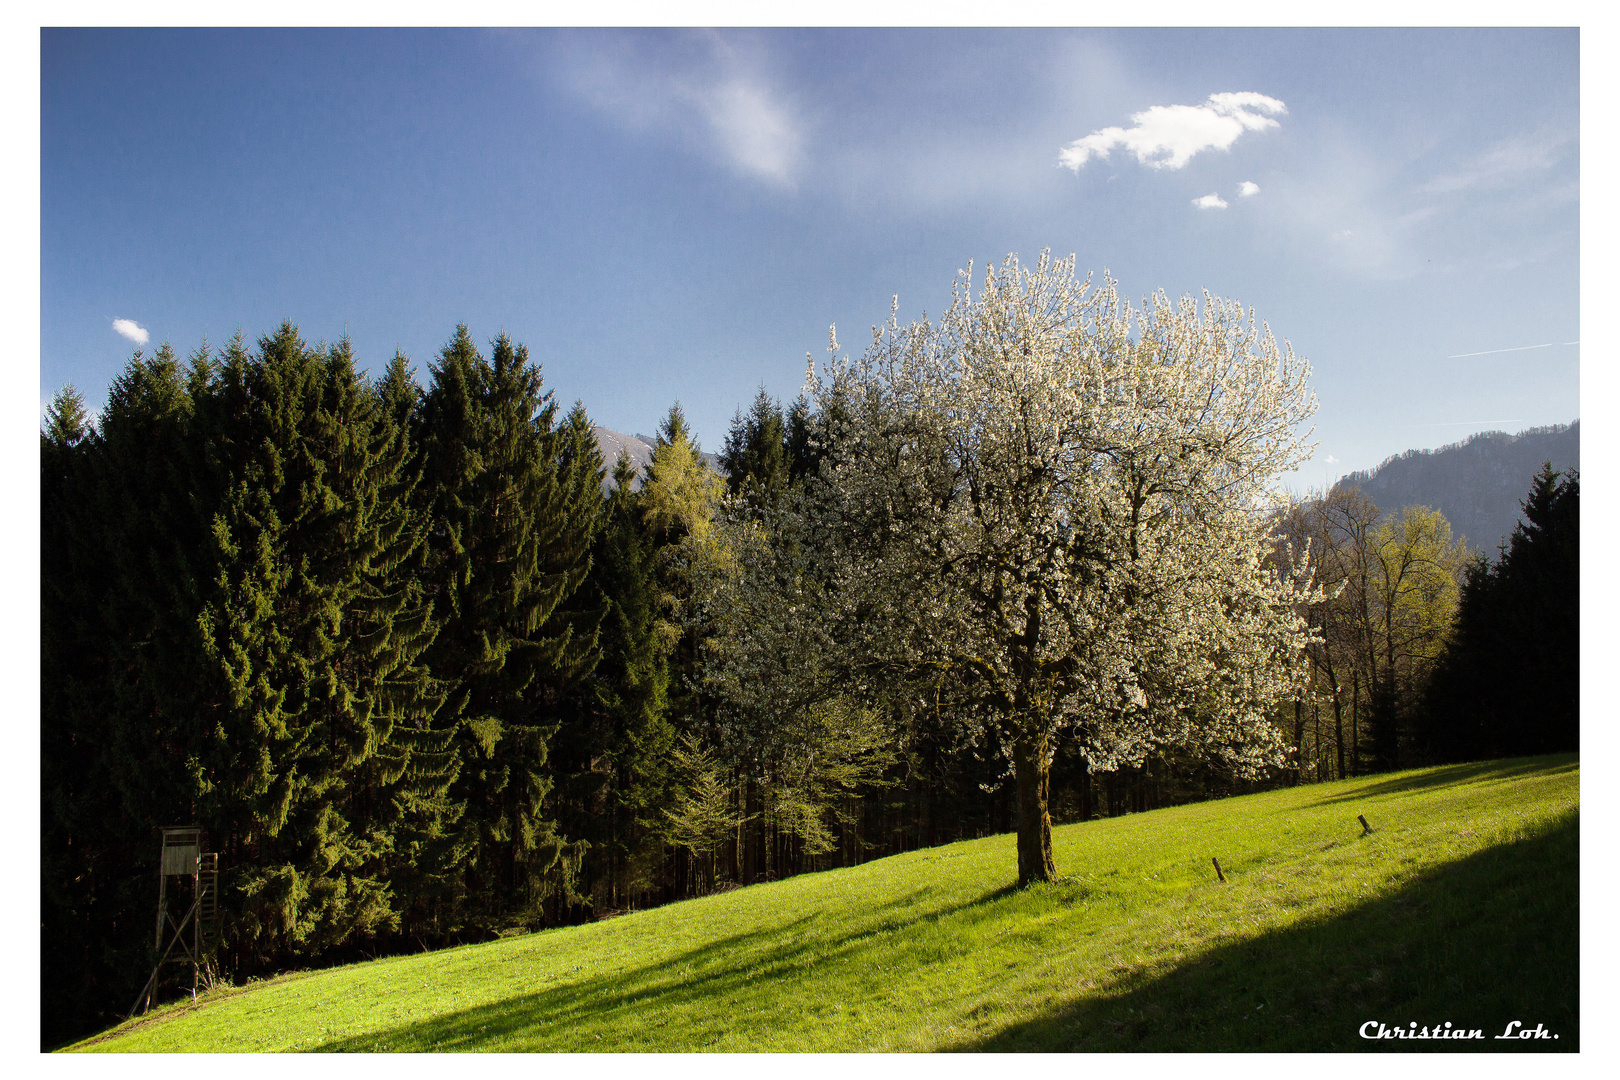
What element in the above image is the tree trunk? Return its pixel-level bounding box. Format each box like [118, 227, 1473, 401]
[1350, 671, 1360, 774]
[1331, 678, 1346, 781]
[1292, 698, 1305, 785]
[1312, 695, 1322, 781]
[1323, 648, 1346, 780]
[1013, 738, 1056, 885]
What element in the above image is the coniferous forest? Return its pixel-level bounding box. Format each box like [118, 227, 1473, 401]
[40, 316, 1578, 1049]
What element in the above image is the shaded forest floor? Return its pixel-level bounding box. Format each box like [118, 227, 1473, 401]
[68, 754, 1578, 1052]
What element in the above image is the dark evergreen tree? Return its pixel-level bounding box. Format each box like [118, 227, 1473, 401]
[1419, 465, 1579, 761]
[188, 326, 454, 966]
[784, 394, 821, 484]
[418, 328, 601, 930]
[42, 383, 90, 448]
[85, 342, 221, 1005]
[357, 351, 464, 942]
[42, 380, 133, 1047]
[555, 447, 677, 910]
[719, 387, 788, 501]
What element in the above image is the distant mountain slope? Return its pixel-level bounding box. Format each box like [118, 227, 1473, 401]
[592, 427, 721, 491]
[1333, 421, 1579, 552]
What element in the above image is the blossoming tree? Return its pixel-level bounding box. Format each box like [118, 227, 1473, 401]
[810, 251, 1320, 884]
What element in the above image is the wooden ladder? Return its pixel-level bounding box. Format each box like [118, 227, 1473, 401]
[197, 852, 219, 941]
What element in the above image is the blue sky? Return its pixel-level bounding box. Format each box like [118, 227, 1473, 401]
[41, 27, 1579, 485]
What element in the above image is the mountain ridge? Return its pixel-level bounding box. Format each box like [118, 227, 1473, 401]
[592, 427, 722, 490]
[1332, 421, 1579, 552]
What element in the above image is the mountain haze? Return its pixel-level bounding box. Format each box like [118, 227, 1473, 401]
[1333, 421, 1579, 553]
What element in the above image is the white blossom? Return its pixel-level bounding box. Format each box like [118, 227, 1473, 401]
[808, 252, 1319, 858]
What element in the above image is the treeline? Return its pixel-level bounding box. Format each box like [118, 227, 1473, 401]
[40, 322, 1578, 1046]
[38, 327, 1041, 1044]
[43, 325, 614, 1044]
[1273, 468, 1578, 780]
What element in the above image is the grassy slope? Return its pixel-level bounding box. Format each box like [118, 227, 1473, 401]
[70, 755, 1578, 1053]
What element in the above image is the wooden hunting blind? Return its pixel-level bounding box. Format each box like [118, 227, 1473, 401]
[132, 826, 220, 1016]
[160, 826, 202, 875]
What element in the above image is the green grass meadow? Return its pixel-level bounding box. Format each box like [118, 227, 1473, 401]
[69, 755, 1578, 1053]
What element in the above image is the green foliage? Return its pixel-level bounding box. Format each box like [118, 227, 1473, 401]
[784, 395, 822, 484]
[640, 402, 724, 548]
[43, 383, 91, 448]
[40, 329, 467, 1043]
[636, 402, 724, 727]
[417, 327, 602, 930]
[553, 446, 678, 909]
[189, 326, 454, 961]
[719, 387, 789, 501]
[691, 493, 895, 871]
[661, 734, 746, 885]
[1275, 489, 1470, 780]
[1359, 505, 1468, 771]
[44, 328, 622, 1042]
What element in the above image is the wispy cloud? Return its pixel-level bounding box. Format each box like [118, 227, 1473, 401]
[1192, 193, 1228, 210]
[1250, 138, 1436, 280]
[113, 318, 149, 345]
[1238, 180, 1260, 197]
[1422, 126, 1574, 195]
[1059, 91, 1286, 171]
[702, 78, 799, 184]
[556, 31, 803, 187]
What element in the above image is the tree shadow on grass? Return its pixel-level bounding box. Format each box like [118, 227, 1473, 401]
[309, 879, 1021, 1052]
[954, 812, 1578, 1052]
[1307, 755, 1577, 807]
[303, 814, 1574, 1053]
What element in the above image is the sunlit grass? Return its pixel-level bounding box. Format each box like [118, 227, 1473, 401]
[69, 754, 1577, 1053]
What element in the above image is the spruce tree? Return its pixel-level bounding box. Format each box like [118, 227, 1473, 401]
[1420, 465, 1578, 760]
[41, 344, 220, 1040]
[784, 394, 821, 484]
[719, 387, 789, 501]
[371, 351, 466, 938]
[557, 446, 676, 909]
[184, 325, 454, 964]
[639, 403, 724, 725]
[42, 381, 129, 1046]
[418, 328, 601, 930]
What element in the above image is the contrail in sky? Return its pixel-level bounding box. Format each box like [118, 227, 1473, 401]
[1445, 340, 1579, 359]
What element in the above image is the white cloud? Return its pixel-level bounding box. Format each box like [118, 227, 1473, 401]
[556, 31, 803, 187]
[702, 78, 799, 184]
[1193, 193, 1228, 210]
[113, 319, 149, 345]
[1238, 180, 1260, 197]
[1060, 91, 1286, 172]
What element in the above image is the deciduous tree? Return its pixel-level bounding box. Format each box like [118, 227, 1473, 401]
[807, 252, 1318, 884]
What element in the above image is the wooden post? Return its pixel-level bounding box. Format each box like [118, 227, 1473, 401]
[192, 853, 200, 1001]
[1358, 814, 1373, 835]
[1212, 857, 1226, 882]
[154, 869, 167, 951]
